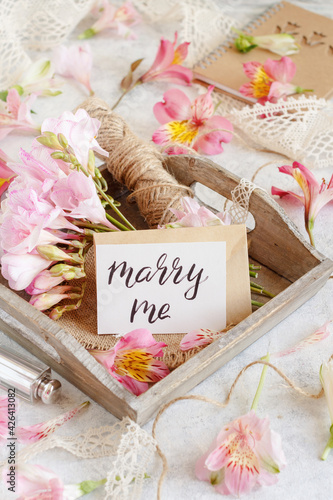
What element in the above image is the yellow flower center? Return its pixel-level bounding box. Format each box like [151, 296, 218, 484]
[251, 67, 272, 99]
[114, 349, 155, 382]
[167, 120, 199, 146]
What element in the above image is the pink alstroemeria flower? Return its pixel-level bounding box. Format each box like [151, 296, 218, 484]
[89, 329, 170, 396]
[161, 196, 232, 228]
[4, 463, 106, 500]
[139, 32, 192, 85]
[80, 0, 141, 40]
[0, 149, 15, 197]
[180, 328, 226, 351]
[53, 44, 94, 95]
[0, 88, 40, 140]
[16, 401, 90, 444]
[26, 265, 85, 295]
[196, 410, 286, 496]
[239, 56, 311, 104]
[153, 87, 233, 155]
[40, 109, 108, 170]
[271, 161, 333, 246]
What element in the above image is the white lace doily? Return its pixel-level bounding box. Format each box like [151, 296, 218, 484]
[133, 0, 237, 67]
[0, 0, 94, 89]
[4, 417, 156, 500]
[227, 95, 333, 169]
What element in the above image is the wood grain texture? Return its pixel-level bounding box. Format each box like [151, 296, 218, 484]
[0, 156, 332, 424]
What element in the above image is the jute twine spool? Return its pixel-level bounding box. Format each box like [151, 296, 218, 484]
[79, 97, 193, 228]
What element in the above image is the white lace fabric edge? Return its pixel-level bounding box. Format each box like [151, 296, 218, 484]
[0, 417, 156, 500]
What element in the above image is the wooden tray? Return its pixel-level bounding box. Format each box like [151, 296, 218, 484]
[0, 155, 332, 425]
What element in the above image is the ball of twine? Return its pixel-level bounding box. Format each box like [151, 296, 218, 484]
[79, 97, 193, 228]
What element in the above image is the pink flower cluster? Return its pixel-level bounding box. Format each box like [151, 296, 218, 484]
[0, 109, 112, 316]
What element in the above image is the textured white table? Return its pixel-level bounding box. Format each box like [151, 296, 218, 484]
[0, 1, 333, 499]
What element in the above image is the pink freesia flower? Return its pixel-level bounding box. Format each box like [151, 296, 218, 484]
[180, 328, 226, 351]
[152, 87, 233, 155]
[161, 196, 232, 228]
[50, 170, 117, 229]
[16, 401, 90, 444]
[89, 329, 170, 395]
[239, 56, 311, 104]
[0, 149, 15, 197]
[26, 265, 85, 295]
[196, 410, 286, 496]
[272, 321, 331, 358]
[271, 161, 333, 246]
[139, 32, 192, 85]
[29, 285, 81, 312]
[1, 252, 51, 290]
[4, 463, 105, 500]
[0, 88, 40, 140]
[80, 0, 141, 40]
[52, 43, 94, 95]
[40, 109, 108, 169]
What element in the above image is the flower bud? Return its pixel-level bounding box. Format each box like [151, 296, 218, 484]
[51, 151, 68, 161]
[29, 291, 69, 311]
[57, 133, 68, 149]
[87, 149, 95, 176]
[36, 245, 83, 264]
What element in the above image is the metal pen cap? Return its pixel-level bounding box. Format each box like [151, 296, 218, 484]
[0, 346, 61, 404]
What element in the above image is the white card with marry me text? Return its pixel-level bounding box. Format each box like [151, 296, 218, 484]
[94, 226, 251, 335]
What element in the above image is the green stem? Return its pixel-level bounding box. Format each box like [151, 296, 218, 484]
[250, 286, 275, 298]
[306, 225, 315, 247]
[321, 426, 333, 460]
[78, 163, 135, 231]
[251, 353, 270, 411]
[249, 264, 261, 270]
[249, 270, 258, 278]
[73, 221, 116, 232]
[251, 299, 264, 307]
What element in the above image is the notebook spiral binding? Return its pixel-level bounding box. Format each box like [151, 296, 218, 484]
[195, 1, 284, 69]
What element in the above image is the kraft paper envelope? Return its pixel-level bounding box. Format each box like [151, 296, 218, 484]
[94, 225, 252, 335]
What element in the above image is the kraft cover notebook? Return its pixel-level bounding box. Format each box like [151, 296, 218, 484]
[193, 1, 333, 103]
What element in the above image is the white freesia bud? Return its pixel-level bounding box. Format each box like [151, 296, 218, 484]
[15, 58, 63, 96]
[234, 30, 299, 57]
[320, 360, 333, 424]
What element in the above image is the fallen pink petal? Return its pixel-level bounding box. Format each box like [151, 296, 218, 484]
[16, 401, 90, 443]
[272, 321, 331, 358]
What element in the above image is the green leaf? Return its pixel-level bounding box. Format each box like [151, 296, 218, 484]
[0, 90, 8, 101]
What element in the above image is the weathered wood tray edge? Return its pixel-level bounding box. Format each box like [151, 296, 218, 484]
[0, 156, 332, 425]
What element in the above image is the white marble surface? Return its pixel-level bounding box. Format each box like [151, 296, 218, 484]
[1, 1, 333, 499]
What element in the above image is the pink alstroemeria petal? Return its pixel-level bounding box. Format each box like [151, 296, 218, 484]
[271, 186, 305, 205]
[180, 328, 223, 351]
[16, 401, 90, 443]
[146, 65, 193, 85]
[243, 61, 264, 79]
[191, 86, 215, 123]
[272, 321, 331, 358]
[114, 329, 167, 355]
[149, 38, 175, 73]
[89, 347, 117, 372]
[193, 115, 233, 155]
[111, 372, 149, 396]
[173, 41, 190, 64]
[153, 88, 192, 124]
[264, 56, 296, 83]
[239, 82, 256, 98]
[268, 81, 298, 100]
